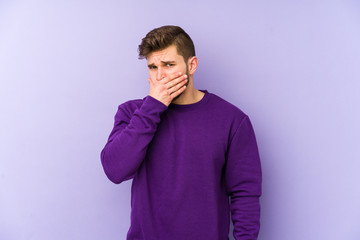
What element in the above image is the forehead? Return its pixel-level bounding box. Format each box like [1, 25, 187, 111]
[147, 45, 182, 64]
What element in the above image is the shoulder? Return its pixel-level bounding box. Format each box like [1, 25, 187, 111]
[119, 98, 143, 110]
[115, 97, 144, 120]
[208, 92, 257, 143]
[208, 92, 248, 122]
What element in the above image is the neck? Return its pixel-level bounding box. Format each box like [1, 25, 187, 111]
[171, 77, 205, 105]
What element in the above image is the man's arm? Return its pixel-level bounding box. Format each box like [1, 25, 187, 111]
[100, 96, 167, 184]
[100, 72, 188, 184]
[225, 115, 262, 240]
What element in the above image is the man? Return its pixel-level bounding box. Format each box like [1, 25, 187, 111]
[100, 25, 262, 240]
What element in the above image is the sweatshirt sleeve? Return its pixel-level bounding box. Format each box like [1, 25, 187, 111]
[225, 115, 262, 240]
[100, 95, 168, 184]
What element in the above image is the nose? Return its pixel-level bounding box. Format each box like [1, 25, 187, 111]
[156, 67, 166, 81]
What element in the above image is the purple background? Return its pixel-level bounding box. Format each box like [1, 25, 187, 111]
[1, 1, 359, 239]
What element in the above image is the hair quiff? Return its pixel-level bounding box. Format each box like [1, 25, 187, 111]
[138, 25, 196, 61]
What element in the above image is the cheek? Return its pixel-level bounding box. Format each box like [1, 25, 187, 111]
[168, 66, 185, 75]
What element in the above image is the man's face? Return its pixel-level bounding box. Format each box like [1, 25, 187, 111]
[147, 44, 189, 87]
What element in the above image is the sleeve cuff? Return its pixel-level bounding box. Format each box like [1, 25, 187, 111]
[142, 95, 168, 114]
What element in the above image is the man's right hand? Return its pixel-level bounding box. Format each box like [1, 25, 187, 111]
[148, 72, 188, 107]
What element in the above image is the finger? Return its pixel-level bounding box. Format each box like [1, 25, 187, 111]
[168, 79, 187, 95]
[160, 71, 184, 84]
[165, 74, 188, 88]
[170, 84, 186, 98]
[148, 78, 153, 86]
[165, 74, 187, 89]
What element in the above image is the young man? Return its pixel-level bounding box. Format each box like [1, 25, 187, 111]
[100, 25, 262, 240]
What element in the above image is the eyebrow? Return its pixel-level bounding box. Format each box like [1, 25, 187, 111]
[148, 61, 176, 68]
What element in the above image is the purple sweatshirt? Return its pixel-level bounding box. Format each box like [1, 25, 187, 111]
[100, 89, 262, 240]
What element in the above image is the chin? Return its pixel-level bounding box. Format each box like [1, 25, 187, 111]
[173, 88, 185, 101]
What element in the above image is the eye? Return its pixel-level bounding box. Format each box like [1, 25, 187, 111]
[166, 63, 174, 67]
[149, 66, 157, 70]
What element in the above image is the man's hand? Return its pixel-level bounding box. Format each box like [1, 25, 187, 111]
[148, 72, 188, 107]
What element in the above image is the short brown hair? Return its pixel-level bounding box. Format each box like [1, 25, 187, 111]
[138, 25, 196, 61]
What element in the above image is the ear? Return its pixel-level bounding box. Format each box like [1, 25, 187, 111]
[187, 56, 198, 75]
